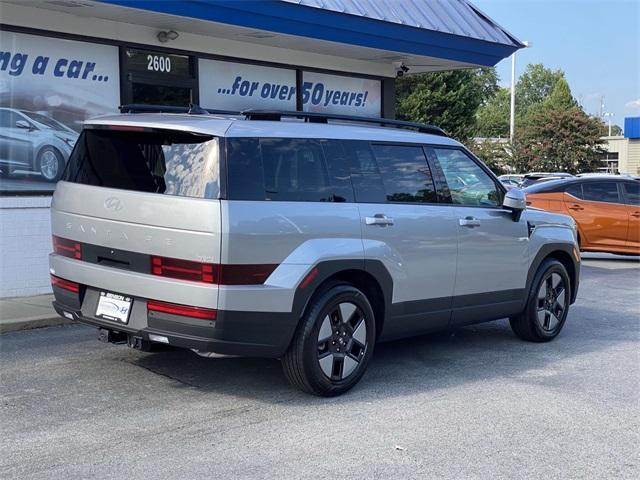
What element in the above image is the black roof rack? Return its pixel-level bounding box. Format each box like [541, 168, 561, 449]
[119, 103, 241, 116]
[241, 109, 446, 136]
[117, 104, 446, 136]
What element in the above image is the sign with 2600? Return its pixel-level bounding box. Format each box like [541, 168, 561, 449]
[126, 48, 191, 77]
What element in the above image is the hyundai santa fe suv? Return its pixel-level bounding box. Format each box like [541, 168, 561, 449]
[50, 108, 580, 396]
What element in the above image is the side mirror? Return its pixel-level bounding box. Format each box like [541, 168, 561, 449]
[15, 120, 32, 130]
[503, 188, 526, 221]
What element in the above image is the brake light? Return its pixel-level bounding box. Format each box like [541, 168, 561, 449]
[53, 236, 81, 260]
[151, 256, 218, 283]
[150, 256, 277, 285]
[147, 300, 217, 320]
[51, 275, 80, 293]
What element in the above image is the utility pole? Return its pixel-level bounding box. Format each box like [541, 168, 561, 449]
[604, 112, 614, 136]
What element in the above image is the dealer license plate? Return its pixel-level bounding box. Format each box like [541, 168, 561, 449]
[95, 291, 132, 324]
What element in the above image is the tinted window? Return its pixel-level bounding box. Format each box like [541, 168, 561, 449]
[342, 141, 386, 203]
[432, 148, 500, 206]
[319, 140, 355, 202]
[63, 129, 220, 198]
[622, 182, 640, 205]
[226, 138, 264, 201]
[260, 139, 332, 202]
[227, 138, 341, 202]
[582, 182, 621, 203]
[0, 109, 23, 128]
[565, 183, 583, 199]
[370, 144, 436, 203]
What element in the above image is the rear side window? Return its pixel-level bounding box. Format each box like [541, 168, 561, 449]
[341, 140, 386, 203]
[370, 144, 437, 203]
[565, 183, 583, 199]
[63, 129, 220, 199]
[582, 182, 621, 203]
[622, 182, 640, 205]
[226, 138, 344, 202]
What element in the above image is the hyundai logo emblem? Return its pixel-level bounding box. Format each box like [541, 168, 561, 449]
[104, 197, 123, 211]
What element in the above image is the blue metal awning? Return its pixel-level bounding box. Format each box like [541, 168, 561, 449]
[98, 0, 523, 70]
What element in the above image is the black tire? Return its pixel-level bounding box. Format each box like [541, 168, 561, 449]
[37, 147, 64, 182]
[510, 259, 571, 342]
[282, 283, 376, 396]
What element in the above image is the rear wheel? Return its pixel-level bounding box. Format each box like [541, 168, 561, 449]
[282, 283, 376, 396]
[510, 259, 571, 342]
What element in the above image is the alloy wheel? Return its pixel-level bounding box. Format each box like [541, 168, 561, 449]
[40, 150, 59, 180]
[536, 272, 566, 332]
[317, 301, 368, 380]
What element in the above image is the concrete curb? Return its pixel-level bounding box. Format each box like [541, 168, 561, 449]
[0, 314, 73, 334]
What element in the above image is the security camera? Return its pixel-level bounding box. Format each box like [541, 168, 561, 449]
[393, 62, 410, 77]
[157, 30, 179, 43]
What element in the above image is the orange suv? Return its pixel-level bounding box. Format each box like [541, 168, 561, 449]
[525, 177, 640, 255]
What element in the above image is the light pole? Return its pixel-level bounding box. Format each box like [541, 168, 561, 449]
[510, 40, 530, 143]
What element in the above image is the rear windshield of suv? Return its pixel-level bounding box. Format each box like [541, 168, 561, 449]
[62, 128, 220, 199]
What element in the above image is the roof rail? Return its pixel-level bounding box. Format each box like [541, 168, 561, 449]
[241, 109, 446, 136]
[117, 104, 446, 136]
[119, 103, 240, 116]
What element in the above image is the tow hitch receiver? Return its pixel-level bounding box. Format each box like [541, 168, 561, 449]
[127, 335, 153, 351]
[97, 328, 127, 344]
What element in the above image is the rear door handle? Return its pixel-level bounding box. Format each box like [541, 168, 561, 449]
[631, 212, 640, 218]
[365, 214, 394, 226]
[568, 204, 584, 211]
[459, 216, 481, 227]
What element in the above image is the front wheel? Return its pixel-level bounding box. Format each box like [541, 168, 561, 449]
[510, 259, 571, 342]
[282, 284, 376, 396]
[38, 147, 64, 182]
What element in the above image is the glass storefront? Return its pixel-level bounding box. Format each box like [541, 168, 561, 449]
[0, 28, 382, 195]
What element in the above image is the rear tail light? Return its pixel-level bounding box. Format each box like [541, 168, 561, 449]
[53, 236, 82, 260]
[151, 256, 218, 283]
[51, 274, 80, 293]
[147, 299, 217, 320]
[150, 256, 277, 285]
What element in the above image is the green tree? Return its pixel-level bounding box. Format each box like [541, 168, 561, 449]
[476, 87, 510, 138]
[396, 68, 498, 142]
[513, 108, 605, 173]
[541, 77, 578, 111]
[471, 139, 512, 175]
[515, 63, 565, 115]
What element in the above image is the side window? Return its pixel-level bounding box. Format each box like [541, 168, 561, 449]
[432, 148, 500, 207]
[260, 139, 331, 202]
[226, 138, 265, 201]
[622, 182, 640, 205]
[226, 138, 345, 202]
[319, 140, 355, 203]
[565, 183, 583, 199]
[0, 110, 20, 128]
[342, 140, 387, 203]
[582, 182, 621, 203]
[370, 144, 437, 203]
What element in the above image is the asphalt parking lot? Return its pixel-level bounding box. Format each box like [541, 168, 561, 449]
[1, 253, 639, 479]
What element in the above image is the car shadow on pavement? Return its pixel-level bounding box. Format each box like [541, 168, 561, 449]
[127, 301, 633, 405]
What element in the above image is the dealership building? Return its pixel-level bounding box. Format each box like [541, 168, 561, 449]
[0, 0, 522, 297]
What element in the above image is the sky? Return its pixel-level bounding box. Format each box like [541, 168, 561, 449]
[472, 0, 639, 128]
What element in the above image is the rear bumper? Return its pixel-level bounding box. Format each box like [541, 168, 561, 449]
[52, 290, 297, 358]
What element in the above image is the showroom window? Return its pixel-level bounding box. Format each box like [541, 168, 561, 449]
[121, 48, 197, 106]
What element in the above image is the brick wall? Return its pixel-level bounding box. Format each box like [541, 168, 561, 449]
[0, 196, 53, 298]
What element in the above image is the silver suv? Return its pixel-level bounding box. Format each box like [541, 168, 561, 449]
[50, 108, 580, 396]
